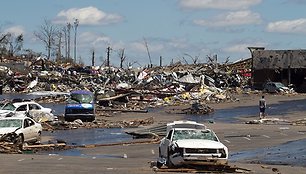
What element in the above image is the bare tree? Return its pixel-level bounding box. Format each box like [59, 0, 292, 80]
[184, 53, 199, 64]
[34, 19, 57, 60]
[118, 48, 126, 68]
[0, 33, 9, 43]
[55, 30, 63, 61]
[8, 34, 23, 56]
[143, 37, 152, 67]
[0, 32, 23, 57]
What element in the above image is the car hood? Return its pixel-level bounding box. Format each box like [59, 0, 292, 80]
[0, 127, 20, 134]
[0, 110, 13, 114]
[280, 86, 292, 91]
[174, 139, 226, 149]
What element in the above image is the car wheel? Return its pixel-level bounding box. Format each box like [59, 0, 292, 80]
[156, 160, 163, 169]
[157, 147, 163, 169]
[166, 150, 174, 168]
[17, 134, 24, 151]
[36, 132, 42, 144]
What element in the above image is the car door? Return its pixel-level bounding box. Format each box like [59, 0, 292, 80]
[22, 118, 35, 142]
[15, 104, 28, 115]
[160, 129, 173, 158]
[29, 103, 42, 112]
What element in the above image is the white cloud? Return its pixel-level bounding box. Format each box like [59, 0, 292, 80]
[180, 0, 262, 10]
[4, 26, 25, 36]
[266, 19, 306, 34]
[130, 41, 164, 53]
[78, 32, 111, 49]
[224, 42, 267, 53]
[194, 10, 261, 27]
[53, 6, 123, 25]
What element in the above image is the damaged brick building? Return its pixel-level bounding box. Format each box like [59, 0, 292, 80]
[249, 47, 306, 92]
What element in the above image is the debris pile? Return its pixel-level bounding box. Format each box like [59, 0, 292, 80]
[181, 102, 214, 115]
[0, 132, 23, 154]
[42, 117, 154, 130]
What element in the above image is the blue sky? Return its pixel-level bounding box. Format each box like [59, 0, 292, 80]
[1, 0, 306, 67]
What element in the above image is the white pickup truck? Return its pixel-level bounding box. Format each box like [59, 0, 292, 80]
[158, 120, 228, 168]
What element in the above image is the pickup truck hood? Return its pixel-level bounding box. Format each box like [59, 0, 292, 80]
[174, 139, 226, 149]
[0, 127, 19, 135]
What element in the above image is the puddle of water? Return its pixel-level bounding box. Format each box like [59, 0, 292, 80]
[185, 99, 306, 123]
[43, 128, 132, 146]
[230, 138, 306, 167]
[46, 148, 124, 159]
[41, 128, 133, 158]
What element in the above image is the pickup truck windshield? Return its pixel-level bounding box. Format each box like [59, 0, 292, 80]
[68, 93, 93, 104]
[172, 129, 218, 142]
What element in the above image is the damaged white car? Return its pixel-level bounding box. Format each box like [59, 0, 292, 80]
[158, 120, 228, 168]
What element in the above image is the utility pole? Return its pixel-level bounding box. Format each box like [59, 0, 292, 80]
[160, 56, 162, 67]
[67, 23, 71, 60]
[57, 31, 62, 62]
[143, 38, 152, 67]
[92, 49, 95, 66]
[120, 49, 125, 69]
[106, 46, 112, 73]
[73, 19, 79, 63]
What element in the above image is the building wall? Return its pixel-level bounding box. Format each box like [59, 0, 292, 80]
[253, 50, 306, 69]
[251, 49, 306, 92]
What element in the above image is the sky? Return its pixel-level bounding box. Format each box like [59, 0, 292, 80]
[1, 0, 306, 67]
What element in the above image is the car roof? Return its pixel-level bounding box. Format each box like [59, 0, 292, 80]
[166, 120, 206, 133]
[173, 128, 212, 131]
[13, 101, 40, 107]
[70, 90, 93, 95]
[0, 116, 26, 120]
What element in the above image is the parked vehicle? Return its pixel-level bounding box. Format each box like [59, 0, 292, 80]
[0, 101, 53, 117]
[0, 117, 42, 144]
[263, 82, 294, 93]
[64, 90, 95, 122]
[158, 120, 228, 168]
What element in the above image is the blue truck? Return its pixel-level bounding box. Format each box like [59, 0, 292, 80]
[64, 90, 95, 122]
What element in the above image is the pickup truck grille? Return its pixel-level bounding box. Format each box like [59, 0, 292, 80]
[185, 148, 218, 154]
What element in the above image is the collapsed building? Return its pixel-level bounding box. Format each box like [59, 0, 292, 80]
[249, 47, 306, 92]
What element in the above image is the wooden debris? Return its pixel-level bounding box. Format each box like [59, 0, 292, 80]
[152, 164, 252, 173]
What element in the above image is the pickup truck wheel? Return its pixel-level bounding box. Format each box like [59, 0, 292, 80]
[166, 150, 174, 168]
[156, 161, 163, 169]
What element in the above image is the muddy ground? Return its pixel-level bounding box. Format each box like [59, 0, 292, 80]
[1, 93, 306, 174]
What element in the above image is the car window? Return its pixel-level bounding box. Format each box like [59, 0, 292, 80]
[2, 103, 16, 111]
[0, 119, 22, 128]
[29, 104, 40, 110]
[16, 104, 27, 111]
[24, 119, 34, 128]
[167, 130, 173, 140]
[27, 119, 35, 126]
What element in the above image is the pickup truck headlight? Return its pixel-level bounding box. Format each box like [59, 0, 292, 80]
[219, 148, 227, 158]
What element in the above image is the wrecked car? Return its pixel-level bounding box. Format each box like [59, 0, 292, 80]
[0, 117, 42, 144]
[64, 90, 95, 122]
[0, 101, 53, 117]
[263, 82, 294, 93]
[158, 120, 228, 168]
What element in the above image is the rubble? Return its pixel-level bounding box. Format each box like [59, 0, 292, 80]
[0, 56, 255, 132]
[180, 102, 214, 115]
[0, 132, 23, 154]
[42, 117, 155, 130]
